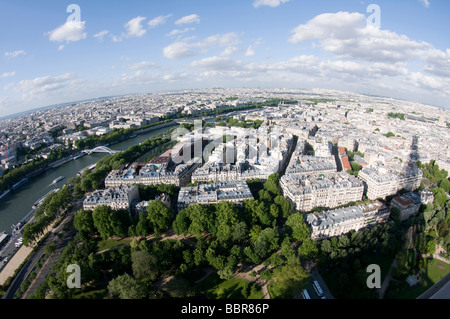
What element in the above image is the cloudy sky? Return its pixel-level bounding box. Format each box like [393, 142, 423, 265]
[1, 0, 449, 117]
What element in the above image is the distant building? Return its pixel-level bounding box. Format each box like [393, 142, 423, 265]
[353, 155, 367, 167]
[390, 192, 422, 221]
[286, 154, 337, 176]
[83, 185, 140, 212]
[177, 180, 254, 210]
[438, 109, 446, 127]
[306, 201, 390, 239]
[338, 136, 356, 153]
[310, 136, 333, 157]
[338, 147, 352, 171]
[191, 127, 293, 183]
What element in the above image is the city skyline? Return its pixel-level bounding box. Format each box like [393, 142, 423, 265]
[1, 0, 450, 117]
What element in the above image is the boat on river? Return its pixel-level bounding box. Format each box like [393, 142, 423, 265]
[51, 176, 64, 184]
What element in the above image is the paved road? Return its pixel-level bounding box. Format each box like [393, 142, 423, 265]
[0, 217, 37, 267]
[2, 200, 81, 299]
[417, 272, 450, 299]
[0, 233, 22, 262]
[429, 279, 450, 299]
[308, 268, 334, 299]
[2, 242, 45, 299]
[23, 228, 75, 299]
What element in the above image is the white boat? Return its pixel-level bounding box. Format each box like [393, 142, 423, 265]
[51, 176, 64, 184]
[32, 188, 59, 209]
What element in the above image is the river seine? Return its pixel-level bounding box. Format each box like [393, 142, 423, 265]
[0, 125, 176, 234]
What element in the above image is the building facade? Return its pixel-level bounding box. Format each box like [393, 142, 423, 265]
[83, 185, 140, 212]
[177, 180, 254, 210]
[306, 201, 390, 239]
[358, 166, 422, 200]
[105, 162, 201, 187]
[390, 192, 422, 221]
[280, 172, 364, 212]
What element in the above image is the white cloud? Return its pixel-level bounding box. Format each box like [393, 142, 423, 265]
[245, 46, 256, 57]
[93, 30, 109, 41]
[165, 27, 195, 37]
[4, 50, 26, 58]
[420, 0, 430, 8]
[284, 11, 450, 97]
[184, 49, 450, 100]
[163, 33, 240, 60]
[58, 45, 65, 51]
[290, 11, 363, 43]
[189, 54, 320, 79]
[47, 20, 87, 43]
[5, 73, 79, 97]
[175, 14, 200, 25]
[245, 39, 263, 57]
[148, 15, 172, 28]
[220, 46, 238, 57]
[191, 56, 244, 71]
[163, 38, 203, 60]
[253, 0, 291, 8]
[111, 35, 123, 42]
[1, 71, 16, 78]
[162, 72, 189, 82]
[290, 11, 434, 64]
[125, 16, 147, 38]
[125, 61, 158, 70]
[408, 72, 444, 91]
[423, 49, 450, 77]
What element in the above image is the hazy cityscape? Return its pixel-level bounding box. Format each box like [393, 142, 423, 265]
[0, 0, 449, 312]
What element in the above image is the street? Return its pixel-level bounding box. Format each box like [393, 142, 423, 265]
[1, 199, 82, 299]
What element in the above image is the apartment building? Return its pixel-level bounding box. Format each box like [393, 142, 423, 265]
[306, 201, 390, 239]
[177, 180, 254, 210]
[358, 166, 422, 200]
[390, 192, 422, 221]
[83, 185, 140, 212]
[280, 172, 364, 212]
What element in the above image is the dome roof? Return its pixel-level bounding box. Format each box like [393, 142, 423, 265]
[312, 218, 321, 227]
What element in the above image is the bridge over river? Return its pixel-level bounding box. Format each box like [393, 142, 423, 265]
[81, 146, 120, 155]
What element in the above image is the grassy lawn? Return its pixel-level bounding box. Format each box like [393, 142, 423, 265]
[198, 273, 264, 299]
[390, 258, 450, 299]
[96, 238, 132, 252]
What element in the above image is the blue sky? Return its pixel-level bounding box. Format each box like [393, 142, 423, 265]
[1, 0, 449, 116]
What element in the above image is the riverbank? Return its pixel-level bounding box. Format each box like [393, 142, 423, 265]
[0, 121, 179, 204]
[0, 124, 179, 235]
